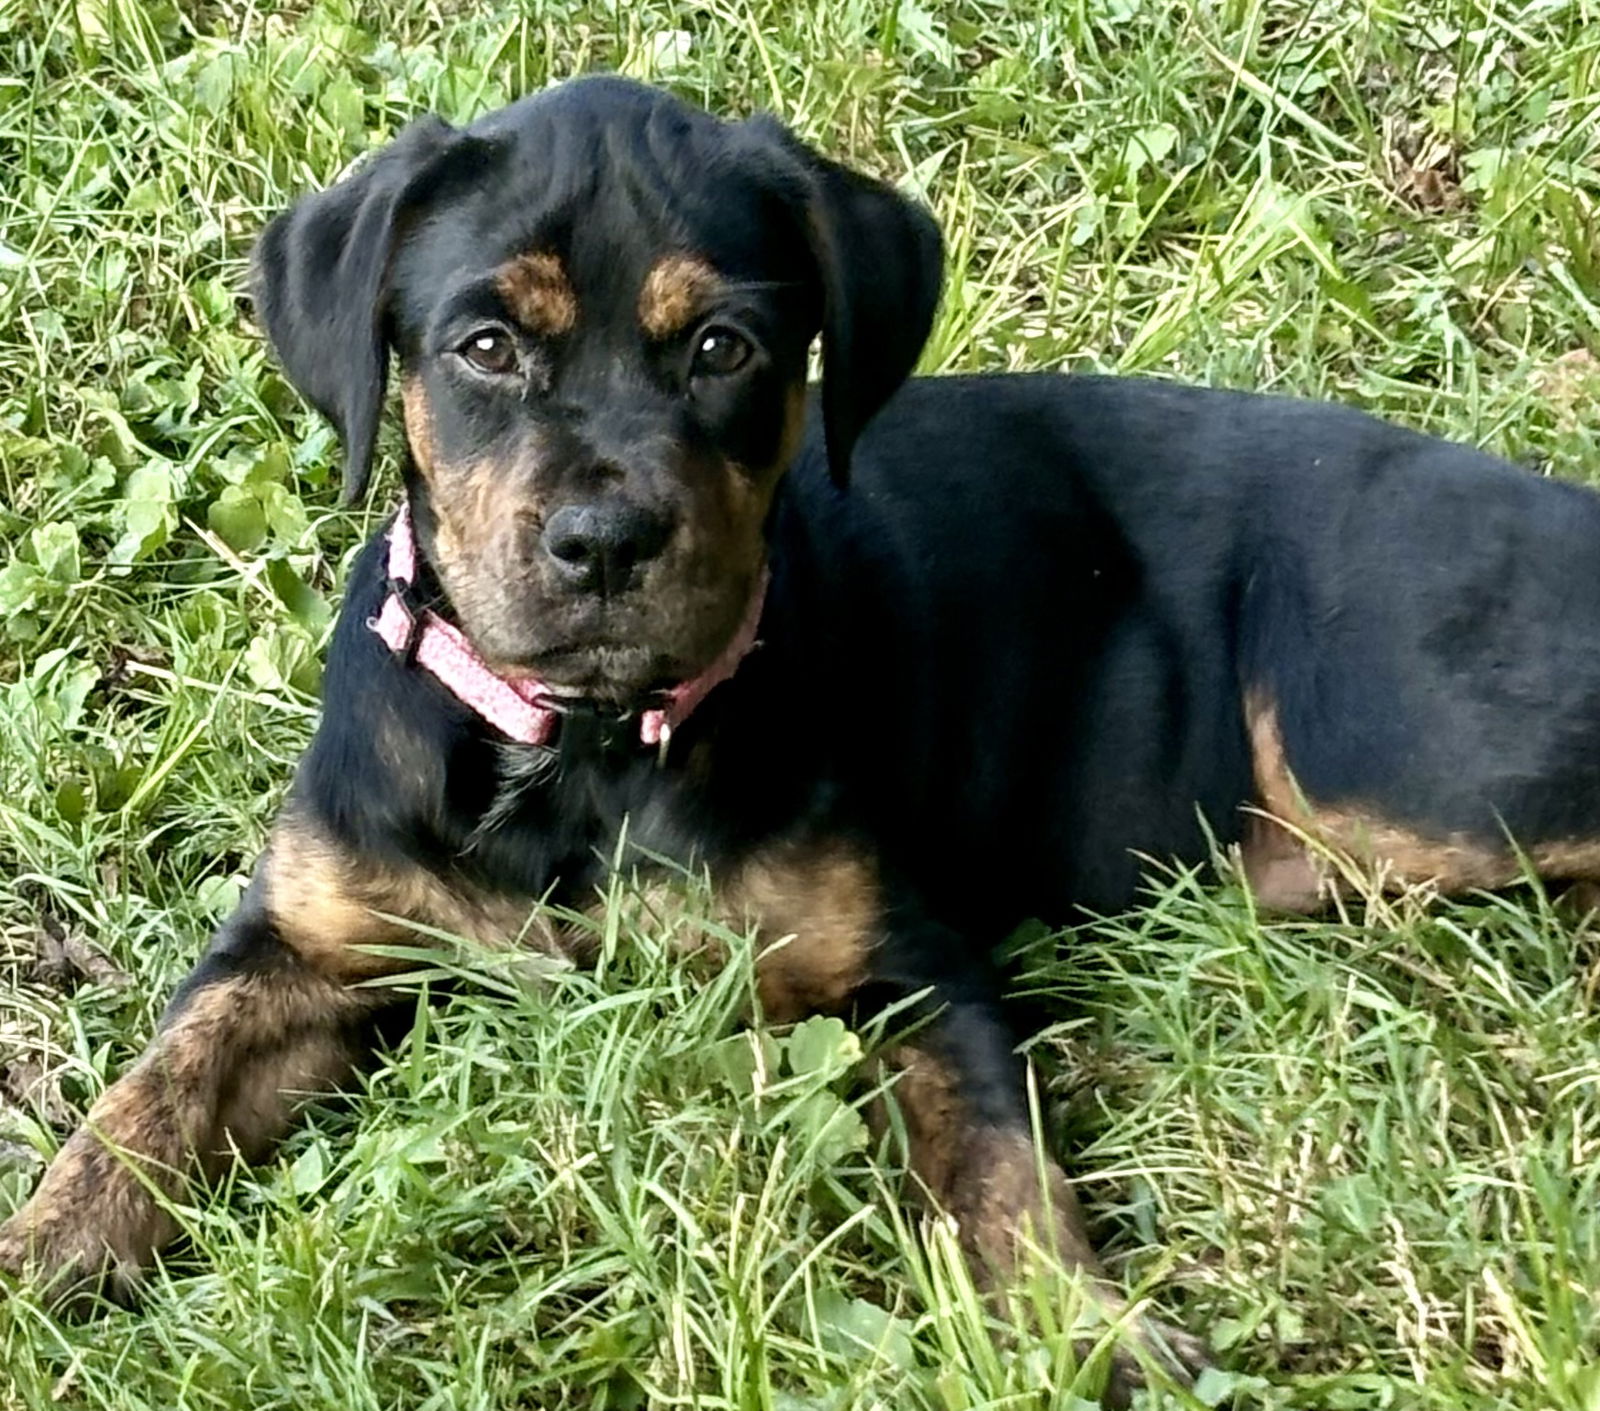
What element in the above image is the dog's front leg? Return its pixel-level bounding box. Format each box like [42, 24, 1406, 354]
[726, 839, 1123, 1285]
[0, 909, 371, 1302]
[0, 801, 523, 1302]
[726, 837, 1206, 1399]
[876, 998, 1209, 1398]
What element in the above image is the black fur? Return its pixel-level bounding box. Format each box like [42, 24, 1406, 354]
[293, 367, 1600, 926]
[253, 76, 1600, 1340]
[253, 116, 476, 502]
[740, 115, 944, 483]
[17, 76, 1600, 1390]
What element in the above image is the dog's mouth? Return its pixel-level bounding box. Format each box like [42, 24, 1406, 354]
[473, 565, 768, 706]
[491, 642, 683, 699]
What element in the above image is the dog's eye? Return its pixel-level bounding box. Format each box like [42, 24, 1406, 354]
[690, 326, 753, 379]
[459, 329, 519, 376]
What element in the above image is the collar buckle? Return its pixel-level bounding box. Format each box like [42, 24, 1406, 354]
[386, 577, 423, 662]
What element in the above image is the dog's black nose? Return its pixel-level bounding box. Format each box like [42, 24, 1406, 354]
[543, 503, 671, 595]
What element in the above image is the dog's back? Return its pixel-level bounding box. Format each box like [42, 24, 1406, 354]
[776, 372, 1600, 918]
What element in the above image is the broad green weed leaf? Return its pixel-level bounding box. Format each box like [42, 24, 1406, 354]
[786, 1015, 860, 1078]
[266, 557, 330, 630]
[208, 485, 268, 553]
[816, 1291, 916, 1369]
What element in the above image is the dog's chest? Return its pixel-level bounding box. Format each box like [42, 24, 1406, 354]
[460, 738, 722, 903]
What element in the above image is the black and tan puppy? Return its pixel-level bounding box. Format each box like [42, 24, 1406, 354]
[7, 73, 1600, 1390]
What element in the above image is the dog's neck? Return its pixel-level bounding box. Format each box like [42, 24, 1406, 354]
[368, 502, 766, 754]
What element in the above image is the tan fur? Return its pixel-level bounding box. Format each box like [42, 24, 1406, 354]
[0, 972, 365, 1299]
[400, 380, 529, 588]
[495, 250, 577, 336]
[0, 801, 558, 1298]
[663, 382, 807, 656]
[675, 463, 767, 583]
[638, 253, 727, 339]
[1530, 839, 1600, 876]
[1242, 687, 1600, 908]
[877, 1046, 1101, 1277]
[575, 838, 878, 1021]
[265, 810, 550, 980]
[0, 811, 555, 1296]
[722, 839, 878, 1023]
[401, 377, 436, 474]
[1238, 810, 1327, 913]
[875, 1045, 1209, 1384]
[394, 362, 805, 694]
[384, 381, 549, 667]
[425, 459, 533, 612]
[774, 382, 808, 473]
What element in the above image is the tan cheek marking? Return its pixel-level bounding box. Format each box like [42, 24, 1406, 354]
[682, 381, 806, 600]
[639, 253, 727, 340]
[688, 458, 770, 576]
[420, 453, 551, 655]
[776, 380, 808, 472]
[495, 250, 577, 336]
[401, 378, 436, 475]
[427, 459, 510, 565]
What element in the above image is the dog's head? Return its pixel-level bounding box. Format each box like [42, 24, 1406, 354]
[254, 76, 941, 701]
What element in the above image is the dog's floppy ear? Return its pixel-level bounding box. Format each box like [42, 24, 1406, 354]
[253, 117, 478, 503]
[748, 120, 943, 485]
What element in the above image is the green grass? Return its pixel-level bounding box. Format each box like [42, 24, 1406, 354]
[2, 0, 1599, 1405]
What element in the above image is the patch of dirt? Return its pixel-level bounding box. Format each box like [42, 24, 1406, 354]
[1382, 112, 1465, 213]
[29, 912, 131, 994]
[1533, 348, 1600, 432]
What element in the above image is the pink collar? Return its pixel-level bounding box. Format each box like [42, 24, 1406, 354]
[368, 503, 765, 750]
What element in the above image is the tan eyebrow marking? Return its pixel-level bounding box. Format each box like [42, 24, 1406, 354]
[638, 253, 728, 339]
[494, 250, 577, 336]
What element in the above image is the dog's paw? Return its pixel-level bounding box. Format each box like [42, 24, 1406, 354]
[1097, 1310, 1210, 1408]
[0, 1210, 40, 1283]
[0, 1207, 136, 1312]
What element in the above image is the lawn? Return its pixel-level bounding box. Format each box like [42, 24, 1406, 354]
[2, 0, 1599, 1406]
